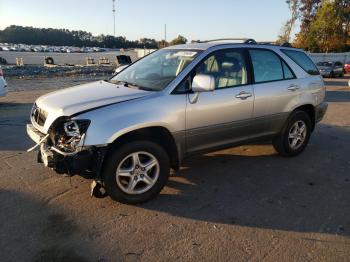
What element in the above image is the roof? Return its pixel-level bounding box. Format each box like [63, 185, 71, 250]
[165, 39, 297, 51]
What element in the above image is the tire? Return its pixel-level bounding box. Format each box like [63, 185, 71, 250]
[45, 57, 54, 65]
[330, 71, 335, 78]
[103, 141, 170, 204]
[273, 110, 312, 157]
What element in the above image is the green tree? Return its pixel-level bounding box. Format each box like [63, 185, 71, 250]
[169, 35, 187, 46]
[290, 0, 349, 52]
[295, 0, 349, 52]
[293, 0, 322, 48]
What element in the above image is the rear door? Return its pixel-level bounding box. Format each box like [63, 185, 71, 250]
[248, 49, 300, 135]
[185, 48, 254, 154]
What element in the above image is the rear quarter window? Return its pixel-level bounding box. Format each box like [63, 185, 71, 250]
[281, 49, 319, 75]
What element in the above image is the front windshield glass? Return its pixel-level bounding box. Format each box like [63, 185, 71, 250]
[317, 62, 333, 67]
[112, 49, 201, 91]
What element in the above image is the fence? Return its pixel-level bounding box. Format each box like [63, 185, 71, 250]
[309, 52, 350, 64]
[0, 50, 137, 66]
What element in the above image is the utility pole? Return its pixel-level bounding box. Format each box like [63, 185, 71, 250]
[112, 0, 116, 37]
[164, 24, 167, 43]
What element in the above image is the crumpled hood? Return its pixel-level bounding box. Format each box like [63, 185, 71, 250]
[34, 80, 151, 133]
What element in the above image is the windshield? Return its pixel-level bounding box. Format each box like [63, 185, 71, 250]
[317, 62, 333, 67]
[112, 49, 201, 91]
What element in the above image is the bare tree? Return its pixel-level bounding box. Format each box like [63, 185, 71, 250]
[277, 0, 301, 43]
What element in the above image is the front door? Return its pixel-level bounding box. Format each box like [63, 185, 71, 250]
[185, 48, 254, 155]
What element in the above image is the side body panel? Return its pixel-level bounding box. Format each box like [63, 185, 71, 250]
[78, 92, 187, 156]
[185, 86, 254, 155]
[251, 48, 325, 135]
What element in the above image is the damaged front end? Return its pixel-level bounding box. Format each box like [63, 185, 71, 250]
[27, 116, 107, 179]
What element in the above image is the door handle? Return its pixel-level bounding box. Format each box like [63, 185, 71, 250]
[287, 85, 300, 91]
[235, 92, 252, 100]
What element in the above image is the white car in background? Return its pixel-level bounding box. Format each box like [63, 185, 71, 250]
[0, 66, 8, 97]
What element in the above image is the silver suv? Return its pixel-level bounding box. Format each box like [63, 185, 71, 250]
[27, 39, 328, 204]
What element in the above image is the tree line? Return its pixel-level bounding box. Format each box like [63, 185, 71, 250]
[0, 25, 187, 49]
[278, 0, 349, 52]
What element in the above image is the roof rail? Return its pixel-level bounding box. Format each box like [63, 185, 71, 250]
[257, 41, 293, 47]
[192, 38, 293, 47]
[198, 38, 257, 44]
[280, 42, 293, 47]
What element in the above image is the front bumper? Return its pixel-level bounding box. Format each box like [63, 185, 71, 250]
[315, 102, 328, 123]
[27, 124, 107, 177]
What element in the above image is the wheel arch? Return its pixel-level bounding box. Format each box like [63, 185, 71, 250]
[106, 126, 181, 170]
[290, 104, 316, 131]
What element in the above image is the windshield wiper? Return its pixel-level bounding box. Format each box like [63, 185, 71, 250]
[108, 79, 155, 91]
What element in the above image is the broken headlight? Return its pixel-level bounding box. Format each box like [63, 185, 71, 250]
[64, 120, 90, 137]
[55, 119, 90, 153]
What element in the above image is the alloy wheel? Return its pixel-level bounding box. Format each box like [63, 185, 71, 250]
[288, 120, 307, 150]
[116, 151, 160, 195]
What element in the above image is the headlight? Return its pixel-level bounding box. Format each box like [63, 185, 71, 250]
[63, 120, 90, 137]
[54, 119, 90, 153]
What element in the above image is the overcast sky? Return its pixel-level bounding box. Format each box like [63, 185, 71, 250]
[0, 0, 297, 41]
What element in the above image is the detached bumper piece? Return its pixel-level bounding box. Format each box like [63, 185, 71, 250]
[37, 145, 107, 178]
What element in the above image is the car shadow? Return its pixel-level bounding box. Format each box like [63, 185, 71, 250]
[0, 189, 98, 262]
[140, 124, 350, 236]
[325, 80, 349, 87]
[325, 90, 350, 102]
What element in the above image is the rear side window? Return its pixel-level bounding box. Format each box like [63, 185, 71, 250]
[281, 49, 319, 75]
[249, 49, 284, 83]
[282, 61, 294, 79]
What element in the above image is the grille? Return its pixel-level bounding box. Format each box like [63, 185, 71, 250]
[31, 104, 48, 126]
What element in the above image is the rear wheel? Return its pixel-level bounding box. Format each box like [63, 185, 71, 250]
[103, 141, 170, 204]
[273, 110, 312, 157]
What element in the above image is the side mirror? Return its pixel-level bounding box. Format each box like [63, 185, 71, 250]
[192, 74, 215, 92]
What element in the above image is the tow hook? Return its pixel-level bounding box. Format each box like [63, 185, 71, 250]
[90, 180, 107, 198]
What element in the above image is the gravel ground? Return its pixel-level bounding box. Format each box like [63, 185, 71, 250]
[0, 76, 350, 262]
[2, 65, 115, 79]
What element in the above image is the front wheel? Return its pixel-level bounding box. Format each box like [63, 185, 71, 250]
[273, 110, 312, 157]
[103, 141, 170, 204]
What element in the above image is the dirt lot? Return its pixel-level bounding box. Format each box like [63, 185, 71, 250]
[0, 76, 350, 262]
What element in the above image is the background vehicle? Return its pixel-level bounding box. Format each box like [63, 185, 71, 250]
[27, 39, 327, 204]
[317, 61, 344, 78]
[344, 62, 350, 74]
[0, 66, 8, 97]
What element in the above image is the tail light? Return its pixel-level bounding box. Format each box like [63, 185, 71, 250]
[0, 69, 3, 77]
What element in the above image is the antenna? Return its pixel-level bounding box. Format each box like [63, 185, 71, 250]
[112, 0, 116, 37]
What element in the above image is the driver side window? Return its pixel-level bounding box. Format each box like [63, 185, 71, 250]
[174, 49, 248, 93]
[195, 49, 248, 89]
